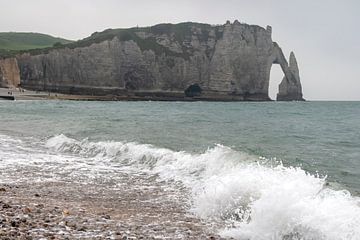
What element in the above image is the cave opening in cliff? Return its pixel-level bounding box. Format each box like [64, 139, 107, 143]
[185, 84, 202, 97]
[269, 64, 284, 100]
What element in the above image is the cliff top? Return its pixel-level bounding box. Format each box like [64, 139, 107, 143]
[1, 21, 268, 58]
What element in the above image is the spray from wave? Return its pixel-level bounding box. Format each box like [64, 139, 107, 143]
[45, 134, 360, 239]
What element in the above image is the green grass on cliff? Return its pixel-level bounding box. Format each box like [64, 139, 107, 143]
[0, 32, 73, 50]
[76, 22, 215, 47]
[0, 22, 224, 58]
[0, 32, 73, 58]
[59, 22, 221, 59]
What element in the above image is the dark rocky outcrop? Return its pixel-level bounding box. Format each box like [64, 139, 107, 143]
[0, 58, 20, 88]
[3, 21, 304, 101]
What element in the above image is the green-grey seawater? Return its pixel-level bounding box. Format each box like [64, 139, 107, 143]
[1, 100, 360, 239]
[1, 100, 359, 193]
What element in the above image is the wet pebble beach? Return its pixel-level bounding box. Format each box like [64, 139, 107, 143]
[0, 172, 225, 240]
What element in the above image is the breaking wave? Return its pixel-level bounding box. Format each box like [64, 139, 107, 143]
[44, 134, 360, 239]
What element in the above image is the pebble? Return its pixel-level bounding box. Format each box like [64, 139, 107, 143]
[0, 180, 225, 240]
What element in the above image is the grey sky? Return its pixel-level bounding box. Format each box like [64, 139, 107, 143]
[1, 0, 359, 100]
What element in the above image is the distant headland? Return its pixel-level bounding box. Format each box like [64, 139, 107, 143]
[0, 21, 304, 101]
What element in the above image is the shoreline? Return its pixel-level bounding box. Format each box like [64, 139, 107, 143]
[0, 87, 273, 102]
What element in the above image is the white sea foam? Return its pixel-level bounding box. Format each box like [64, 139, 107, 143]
[3, 134, 360, 239]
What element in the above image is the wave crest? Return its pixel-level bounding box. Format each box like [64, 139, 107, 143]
[45, 134, 360, 239]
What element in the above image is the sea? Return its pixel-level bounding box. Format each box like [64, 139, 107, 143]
[0, 100, 359, 239]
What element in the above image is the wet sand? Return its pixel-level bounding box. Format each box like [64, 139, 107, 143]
[0, 172, 226, 239]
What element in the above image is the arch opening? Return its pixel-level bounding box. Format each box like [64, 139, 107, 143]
[269, 64, 283, 100]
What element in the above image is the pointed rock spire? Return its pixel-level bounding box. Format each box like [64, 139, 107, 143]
[276, 51, 305, 101]
[289, 52, 298, 69]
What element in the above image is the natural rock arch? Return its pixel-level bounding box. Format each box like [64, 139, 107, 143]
[9, 21, 305, 101]
[270, 43, 304, 101]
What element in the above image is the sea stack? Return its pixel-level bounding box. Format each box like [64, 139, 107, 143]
[277, 52, 304, 101]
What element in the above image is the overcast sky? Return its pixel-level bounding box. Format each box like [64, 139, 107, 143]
[1, 0, 359, 100]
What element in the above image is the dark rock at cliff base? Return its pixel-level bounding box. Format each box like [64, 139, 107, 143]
[2, 21, 304, 101]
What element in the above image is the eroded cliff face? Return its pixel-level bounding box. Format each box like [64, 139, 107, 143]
[16, 21, 304, 101]
[0, 58, 20, 88]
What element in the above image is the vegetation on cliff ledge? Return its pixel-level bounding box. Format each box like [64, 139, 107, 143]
[0, 32, 73, 57]
[0, 32, 73, 50]
[1, 22, 224, 59]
